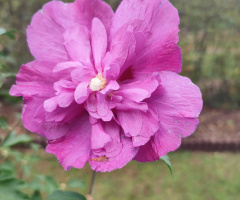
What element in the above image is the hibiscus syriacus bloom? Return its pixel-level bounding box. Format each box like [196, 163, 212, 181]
[10, 0, 203, 172]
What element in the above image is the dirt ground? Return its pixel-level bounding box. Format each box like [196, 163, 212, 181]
[1, 103, 240, 145]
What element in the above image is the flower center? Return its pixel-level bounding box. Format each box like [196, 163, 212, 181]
[90, 73, 107, 91]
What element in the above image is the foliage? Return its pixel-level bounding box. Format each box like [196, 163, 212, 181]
[1, 131, 32, 148]
[0, 163, 30, 200]
[46, 191, 86, 200]
[160, 155, 173, 176]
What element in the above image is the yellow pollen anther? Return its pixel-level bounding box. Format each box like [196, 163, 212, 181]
[90, 73, 107, 91]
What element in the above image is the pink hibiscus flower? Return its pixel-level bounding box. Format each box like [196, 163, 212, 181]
[10, 0, 203, 172]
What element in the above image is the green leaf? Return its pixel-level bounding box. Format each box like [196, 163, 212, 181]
[31, 190, 42, 200]
[30, 175, 58, 194]
[1, 131, 32, 147]
[47, 191, 86, 200]
[0, 190, 31, 200]
[0, 162, 15, 174]
[0, 167, 30, 200]
[160, 155, 173, 176]
[0, 116, 8, 129]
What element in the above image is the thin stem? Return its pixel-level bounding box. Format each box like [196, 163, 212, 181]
[9, 119, 21, 133]
[86, 170, 97, 200]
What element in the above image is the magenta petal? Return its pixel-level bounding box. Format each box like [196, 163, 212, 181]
[113, 0, 182, 74]
[96, 93, 109, 117]
[44, 97, 58, 112]
[118, 88, 149, 102]
[139, 111, 159, 138]
[152, 119, 199, 157]
[64, 25, 92, 64]
[85, 93, 97, 112]
[104, 63, 120, 80]
[74, 0, 114, 35]
[115, 100, 148, 112]
[100, 80, 119, 95]
[133, 33, 182, 75]
[90, 136, 139, 172]
[22, 97, 70, 140]
[110, 29, 136, 71]
[10, 61, 55, 98]
[91, 121, 111, 149]
[74, 82, 89, 104]
[132, 136, 150, 147]
[27, 2, 69, 62]
[54, 80, 75, 91]
[102, 121, 122, 157]
[88, 110, 113, 122]
[118, 76, 159, 102]
[71, 68, 95, 84]
[43, 102, 85, 124]
[117, 110, 142, 136]
[57, 93, 74, 108]
[134, 140, 159, 162]
[91, 18, 108, 72]
[150, 71, 203, 119]
[135, 71, 203, 160]
[53, 61, 82, 72]
[46, 114, 91, 170]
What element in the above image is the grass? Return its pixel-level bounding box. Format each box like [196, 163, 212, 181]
[33, 151, 240, 200]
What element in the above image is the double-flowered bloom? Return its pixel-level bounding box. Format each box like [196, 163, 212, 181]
[10, 0, 203, 172]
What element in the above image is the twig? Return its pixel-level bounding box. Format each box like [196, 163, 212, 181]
[86, 170, 97, 200]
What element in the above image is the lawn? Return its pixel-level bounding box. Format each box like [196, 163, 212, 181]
[32, 150, 240, 200]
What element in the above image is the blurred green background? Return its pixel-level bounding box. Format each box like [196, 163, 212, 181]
[0, 0, 240, 200]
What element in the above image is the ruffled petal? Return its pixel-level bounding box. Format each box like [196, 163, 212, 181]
[53, 80, 76, 108]
[91, 121, 111, 149]
[27, 1, 70, 62]
[74, 82, 90, 104]
[133, 140, 159, 162]
[91, 18, 108, 72]
[131, 111, 159, 147]
[85, 93, 97, 113]
[53, 61, 82, 73]
[90, 121, 139, 172]
[135, 71, 203, 161]
[64, 25, 92, 64]
[117, 76, 159, 102]
[96, 93, 109, 117]
[74, 0, 114, 35]
[112, 0, 181, 74]
[104, 63, 120, 81]
[100, 80, 119, 95]
[117, 110, 142, 137]
[57, 93, 74, 108]
[115, 100, 148, 112]
[10, 61, 56, 98]
[46, 114, 91, 170]
[109, 29, 136, 73]
[44, 97, 58, 112]
[71, 68, 95, 84]
[21, 97, 72, 140]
